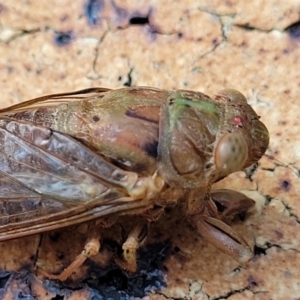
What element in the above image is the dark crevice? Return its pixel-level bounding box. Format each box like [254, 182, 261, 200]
[1, 28, 40, 44]
[285, 21, 300, 39]
[264, 195, 272, 205]
[281, 201, 293, 213]
[254, 241, 294, 257]
[54, 31, 74, 46]
[261, 154, 300, 178]
[234, 24, 272, 33]
[51, 296, 64, 300]
[244, 162, 258, 181]
[156, 291, 182, 299]
[235, 24, 257, 31]
[123, 68, 133, 86]
[110, 1, 154, 30]
[33, 234, 43, 272]
[265, 242, 282, 249]
[88, 29, 109, 80]
[281, 200, 300, 222]
[254, 245, 267, 256]
[129, 16, 149, 25]
[0, 273, 10, 289]
[231, 266, 241, 274]
[219, 16, 230, 41]
[212, 286, 251, 300]
[197, 7, 236, 18]
[197, 16, 225, 59]
[261, 167, 275, 172]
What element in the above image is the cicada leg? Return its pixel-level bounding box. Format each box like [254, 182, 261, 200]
[188, 189, 255, 264]
[37, 217, 117, 281]
[114, 205, 166, 272]
[210, 189, 255, 221]
[114, 221, 148, 272]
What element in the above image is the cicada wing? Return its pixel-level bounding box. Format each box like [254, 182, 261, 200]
[0, 171, 82, 239]
[0, 118, 149, 241]
[0, 87, 111, 114]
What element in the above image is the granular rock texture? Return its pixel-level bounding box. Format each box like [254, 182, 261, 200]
[0, 1, 299, 299]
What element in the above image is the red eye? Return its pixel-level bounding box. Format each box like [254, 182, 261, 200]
[234, 116, 242, 126]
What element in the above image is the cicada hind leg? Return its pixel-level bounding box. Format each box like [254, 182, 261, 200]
[188, 189, 255, 264]
[37, 217, 117, 281]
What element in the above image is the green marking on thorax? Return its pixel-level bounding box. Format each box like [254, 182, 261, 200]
[169, 97, 217, 129]
[174, 97, 217, 112]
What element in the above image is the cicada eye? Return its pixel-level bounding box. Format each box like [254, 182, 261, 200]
[215, 132, 248, 175]
[216, 89, 248, 103]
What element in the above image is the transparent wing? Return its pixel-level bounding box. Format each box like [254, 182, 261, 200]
[0, 118, 149, 241]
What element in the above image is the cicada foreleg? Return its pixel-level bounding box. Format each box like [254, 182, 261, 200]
[188, 189, 255, 264]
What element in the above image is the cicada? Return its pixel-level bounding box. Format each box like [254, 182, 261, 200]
[0, 87, 269, 280]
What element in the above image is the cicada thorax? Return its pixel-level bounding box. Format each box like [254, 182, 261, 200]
[52, 88, 171, 175]
[158, 90, 221, 189]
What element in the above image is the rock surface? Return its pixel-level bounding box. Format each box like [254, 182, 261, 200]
[0, 1, 299, 299]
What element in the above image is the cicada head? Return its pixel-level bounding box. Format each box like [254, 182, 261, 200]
[158, 88, 269, 188]
[213, 89, 269, 175]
